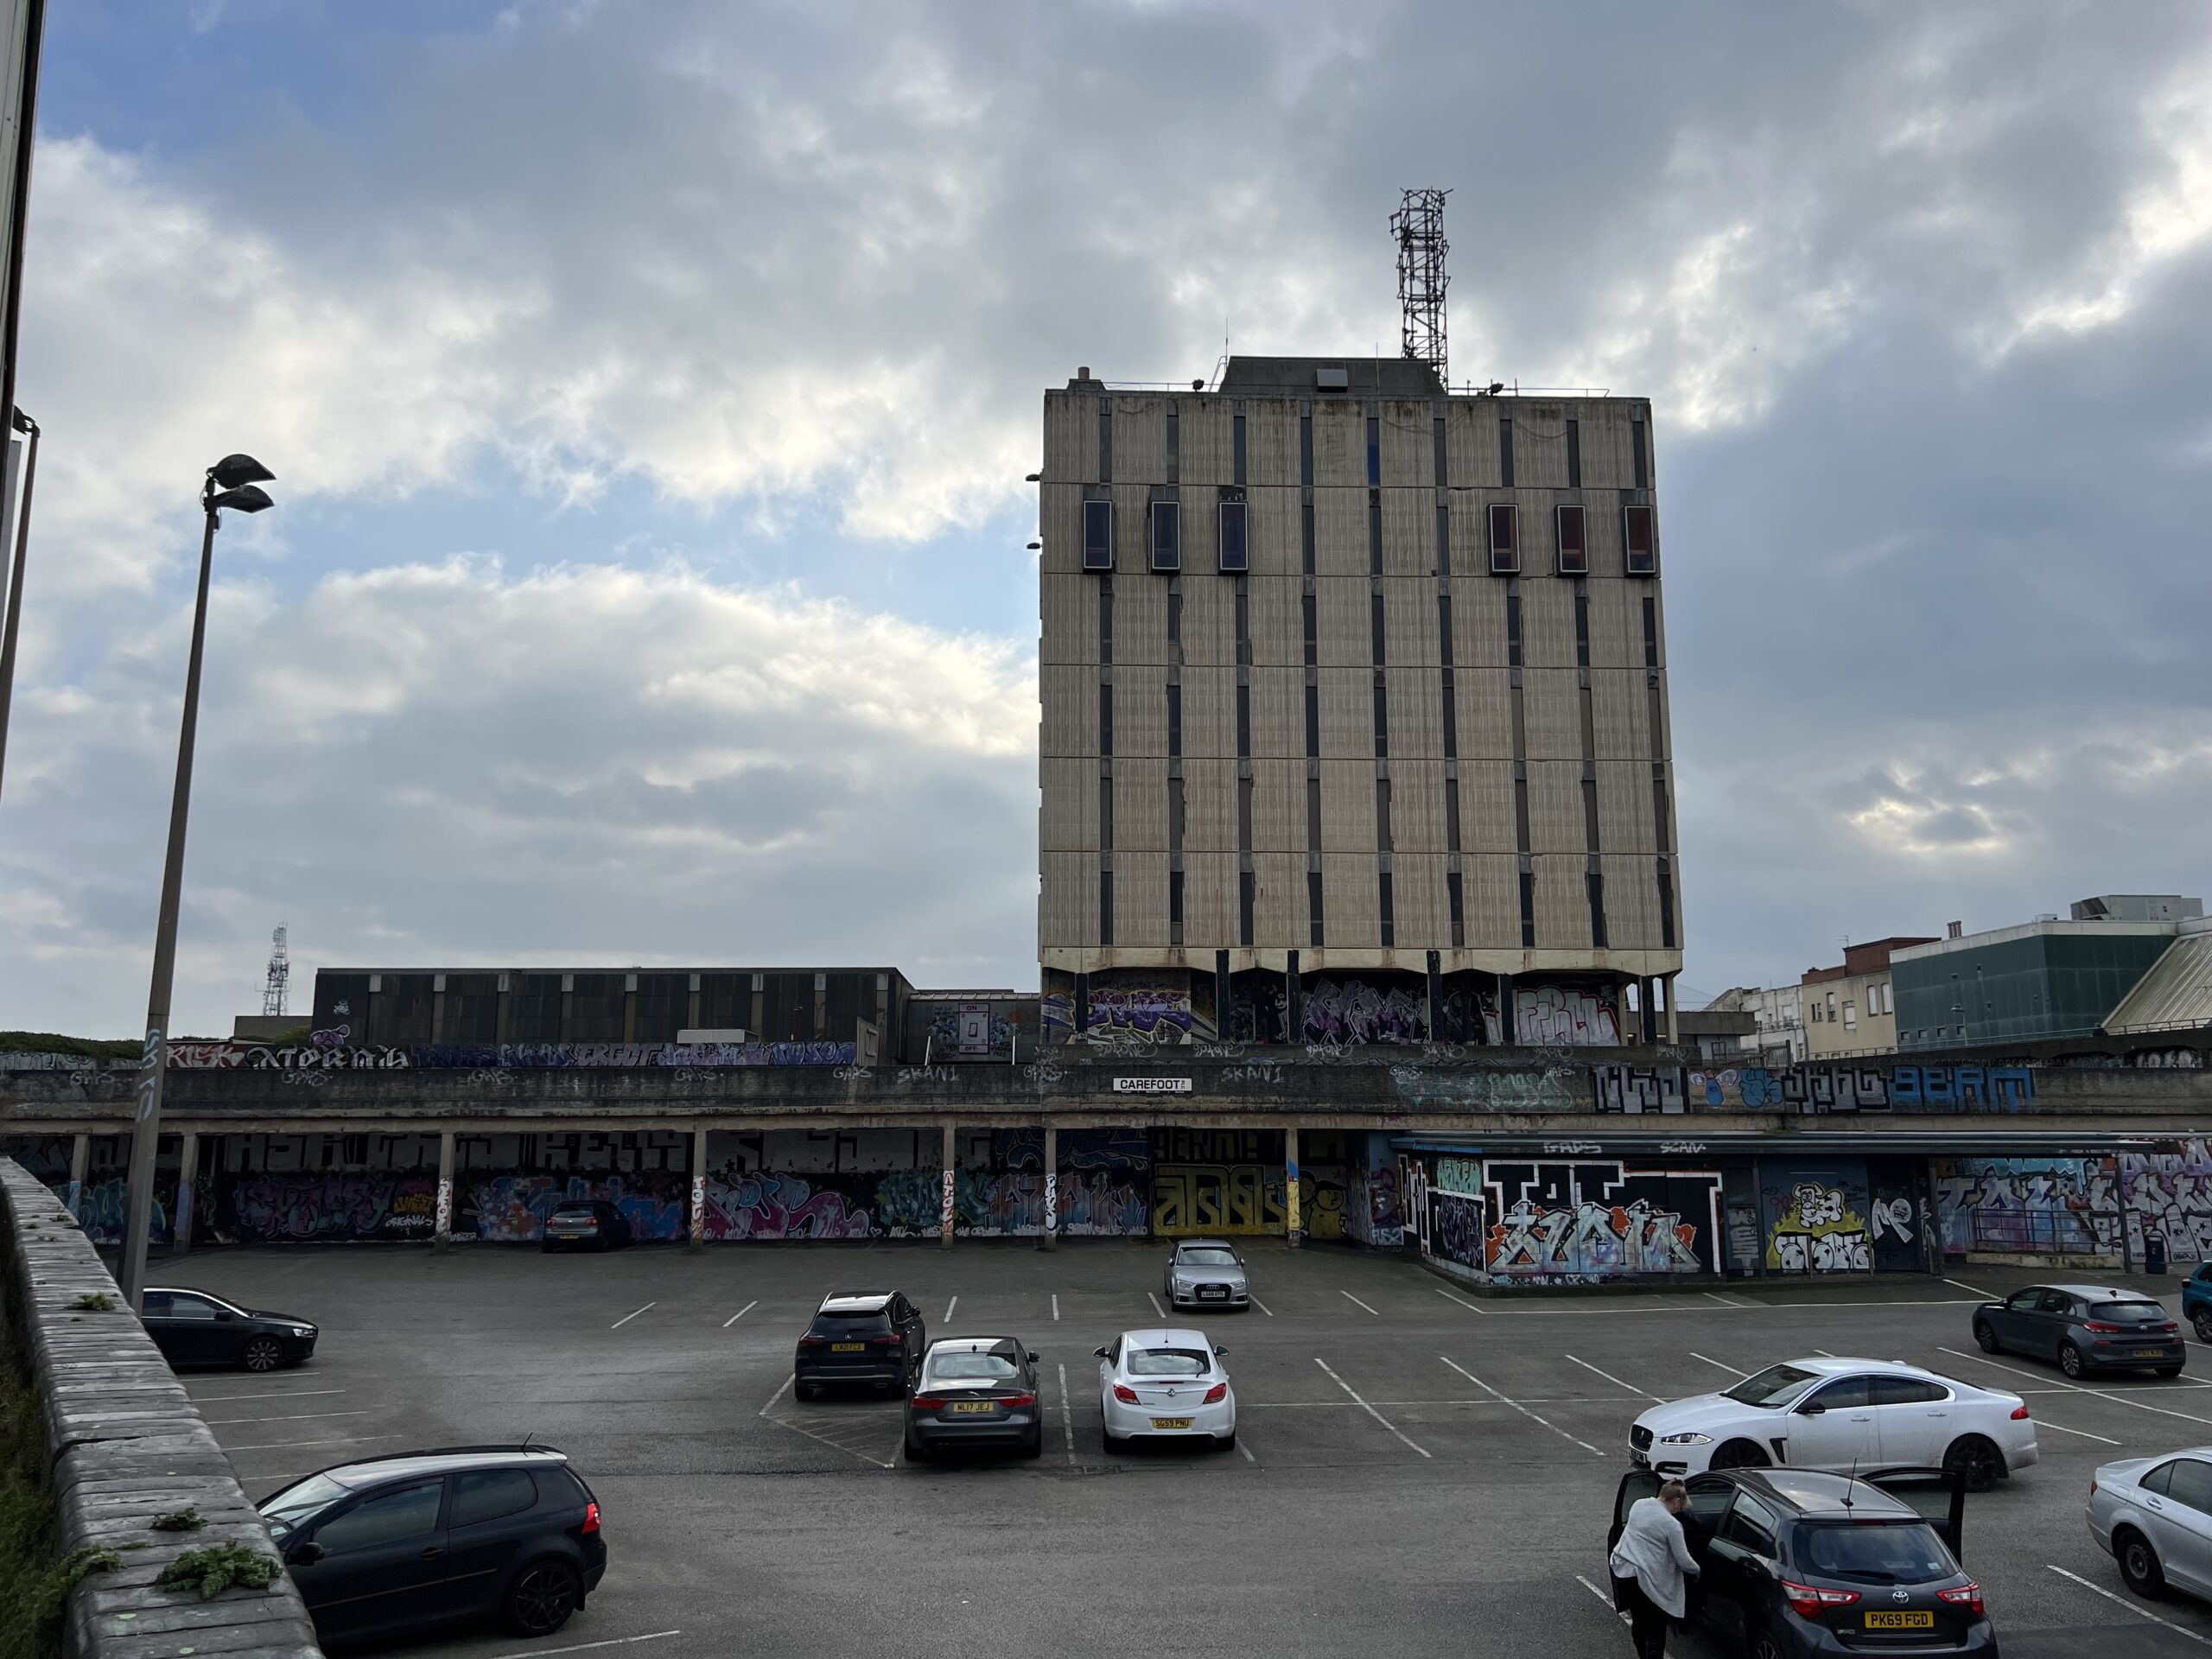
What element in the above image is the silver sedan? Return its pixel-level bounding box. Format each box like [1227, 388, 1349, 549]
[1164, 1238, 1250, 1311]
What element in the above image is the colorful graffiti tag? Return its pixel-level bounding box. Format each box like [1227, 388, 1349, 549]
[1935, 1157, 2120, 1258]
[227, 1172, 441, 1242]
[1301, 977, 1427, 1046]
[1764, 1176, 1873, 1274]
[163, 1040, 856, 1071]
[2121, 1140, 2212, 1262]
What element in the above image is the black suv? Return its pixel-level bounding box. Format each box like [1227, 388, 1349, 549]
[795, 1291, 926, 1396]
[259, 1446, 607, 1645]
[1610, 1466, 1994, 1656]
[540, 1199, 634, 1252]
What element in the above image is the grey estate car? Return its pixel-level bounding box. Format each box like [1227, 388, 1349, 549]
[1973, 1283, 2184, 1379]
[1165, 1238, 1250, 1310]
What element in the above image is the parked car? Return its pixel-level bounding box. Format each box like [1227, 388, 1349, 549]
[1096, 1327, 1235, 1451]
[258, 1445, 606, 1645]
[2089, 1446, 2212, 1601]
[538, 1199, 633, 1252]
[2180, 1262, 2212, 1342]
[794, 1291, 926, 1397]
[1610, 1465, 1993, 1657]
[142, 1286, 317, 1373]
[1630, 1358, 2037, 1491]
[1973, 1282, 2184, 1378]
[904, 1336, 1044, 1461]
[1163, 1238, 1251, 1311]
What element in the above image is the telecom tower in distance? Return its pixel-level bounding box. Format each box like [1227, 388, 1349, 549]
[1391, 187, 1450, 381]
[262, 925, 289, 1018]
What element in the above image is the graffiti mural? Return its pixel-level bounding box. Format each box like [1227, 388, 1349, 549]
[1594, 1066, 1688, 1114]
[1344, 1133, 1405, 1248]
[1935, 1157, 2120, 1259]
[465, 1172, 690, 1242]
[163, 1040, 856, 1071]
[1431, 1192, 1485, 1269]
[1510, 986, 1622, 1046]
[1688, 1068, 1784, 1109]
[2121, 1141, 2212, 1262]
[1762, 1166, 1874, 1274]
[1478, 1161, 1720, 1281]
[1300, 976, 1428, 1046]
[703, 1170, 876, 1239]
[226, 1172, 441, 1243]
[1227, 971, 1291, 1045]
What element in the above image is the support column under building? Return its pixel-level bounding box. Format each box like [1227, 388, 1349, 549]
[940, 1122, 956, 1249]
[688, 1126, 709, 1253]
[435, 1130, 456, 1253]
[66, 1133, 88, 1220]
[170, 1131, 198, 1258]
[1285, 1124, 1301, 1246]
[1042, 1123, 1058, 1251]
[1662, 973, 1680, 1043]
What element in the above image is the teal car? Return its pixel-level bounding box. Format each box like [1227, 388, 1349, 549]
[2184, 1262, 2212, 1341]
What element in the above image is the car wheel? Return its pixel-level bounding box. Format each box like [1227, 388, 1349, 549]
[1750, 1627, 1787, 1659]
[2157, 1364, 2184, 1379]
[1942, 1434, 2005, 1493]
[240, 1337, 283, 1374]
[2060, 1340, 2087, 1379]
[503, 1557, 582, 1636]
[2118, 1528, 2165, 1598]
[1709, 1439, 1770, 1470]
[903, 1433, 927, 1464]
[1102, 1416, 1124, 1449]
[1215, 1431, 1236, 1453]
[2196, 1309, 2212, 1343]
[1021, 1433, 1043, 1459]
[1974, 1319, 2001, 1353]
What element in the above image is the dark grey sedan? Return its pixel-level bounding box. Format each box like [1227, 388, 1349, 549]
[903, 1337, 1043, 1462]
[1974, 1282, 2184, 1379]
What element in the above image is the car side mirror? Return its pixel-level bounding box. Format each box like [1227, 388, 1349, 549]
[1027, 1351, 1040, 1364]
[1798, 1402, 1826, 1416]
[287, 1541, 325, 1567]
[1213, 1344, 1228, 1357]
[214, 1309, 235, 1322]
[1093, 1347, 1110, 1359]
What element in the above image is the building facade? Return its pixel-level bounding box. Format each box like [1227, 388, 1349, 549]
[1802, 936, 1936, 1059]
[1036, 359, 1681, 1048]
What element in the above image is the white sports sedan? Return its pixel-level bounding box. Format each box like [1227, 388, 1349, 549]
[1096, 1327, 1236, 1451]
[1630, 1357, 2037, 1491]
[2089, 1446, 2212, 1601]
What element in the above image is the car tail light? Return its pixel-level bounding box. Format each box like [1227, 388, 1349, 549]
[911, 1395, 947, 1409]
[798, 1336, 827, 1348]
[1003, 1392, 1038, 1408]
[872, 1334, 904, 1345]
[582, 1501, 600, 1536]
[2011, 1404, 2031, 1421]
[1113, 1384, 1139, 1404]
[1937, 1581, 1984, 1618]
[1204, 1383, 1228, 1403]
[1781, 1580, 1860, 1618]
[2086, 1321, 2127, 1334]
[2162, 1322, 2179, 1334]
[2090, 1478, 2099, 1498]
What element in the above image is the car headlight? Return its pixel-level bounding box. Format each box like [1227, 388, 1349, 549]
[1657, 1432, 1713, 1446]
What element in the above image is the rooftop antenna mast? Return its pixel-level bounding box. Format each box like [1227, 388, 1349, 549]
[1391, 187, 1451, 383]
[262, 924, 289, 1018]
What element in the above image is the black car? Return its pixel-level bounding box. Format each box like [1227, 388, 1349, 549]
[1610, 1465, 1993, 1657]
[1973, 1281, 2184, 1378]
[539, 1199, 633, 1252]
[259, 1445, 607, 1646]
[143, 1286, 317, 1372]
[905, 1336, 1045, 1462]
[794, 1291, 926, 1397]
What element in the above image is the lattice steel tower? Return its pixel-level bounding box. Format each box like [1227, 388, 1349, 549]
[1391, 187, 1451, 380]
[262, 925, 289, 1017]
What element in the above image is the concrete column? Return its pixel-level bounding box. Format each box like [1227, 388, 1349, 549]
[688, 1127, 709, 1253]
[1042, 1124, 1059, 1251]
[940, 1123, 957, 1249]
[170, 1132, 199, 1258]
[1662, 973, 1681, 1043]
[1497, 973, 1517, 1043]
[1284, 1125, 1302, 1247]
[434, 1130, 456, 1253]
[66, 1133, 89, 1220]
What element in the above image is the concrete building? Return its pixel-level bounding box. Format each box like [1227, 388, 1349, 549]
[1707, 983, 1808, 1065]
[1802, 937, 1937, 1060]
[1893, 896, 2203, 1051]
[1036, 359, 1681, 1049]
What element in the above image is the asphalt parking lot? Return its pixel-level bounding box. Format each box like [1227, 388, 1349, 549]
[152, 1241, 2212, 1658]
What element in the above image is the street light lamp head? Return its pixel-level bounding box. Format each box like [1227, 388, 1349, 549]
[208, 454, 275, 490]
[207, 484, 276, 514]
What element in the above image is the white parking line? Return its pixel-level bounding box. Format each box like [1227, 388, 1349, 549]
[204, 1410, 370, 1427]
[223, 1434, 405, 1452]
[1944, 1276, 2002, 1300]
[2047, 1564, 2212, 1645]
[1689, 1352, 1746, 1377]
[1565, 1353, 1658, 1400]
[722, 1300, 758, 1327]
[188, 1389, 346, 1404]
[1433, 1287, 1489, 1315]
[1574, 1573, 1630, 1624]
[1236, 1436, 1256, 1464]
[1248, 1294, 1274, 1317]
[611, 1301, 656, 1329]
[944, 1296, 958, 1324]
[2035, 1418, 2123, 1446]
[759, 1376, 794, 1415]
[1147, 1291, 1166, 1319]
[1440, 1357, 1604, 1458]
[1052, 1294, 1061, 1322]
[1056, 1363, 1075, 1463]
[1315, 1358, 1430, 1459]
[486, 1631, 683, 1659]
[1342, 1291, 1381, 1317]
[1938, 1347, 2212, 1429]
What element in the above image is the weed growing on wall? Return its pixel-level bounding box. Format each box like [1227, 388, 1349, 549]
[149, 1509, 205, 1533]
[63, 1294, 114, 1313]
[0, 1300, 120, 1659]
[154, 1543, 281, 1600]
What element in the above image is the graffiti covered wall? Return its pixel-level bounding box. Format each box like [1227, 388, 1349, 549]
[1935, 1156, 2120, 1260]
[1151, 1128, 1285, 1235]
[1408, 1154, 1720, 1281]
[2121, 1140, 2212, 1262]
[1760, 1163, 1874, 1274]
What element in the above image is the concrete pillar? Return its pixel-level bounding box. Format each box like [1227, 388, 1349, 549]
[1285, 1125, 1302, 1246]
[1662, 973, 1681, 1043]
[170, 1132, 199, 1258]
[1042, 1124, 1058, 1251]
[66, 1133, 89, 1220]
[688, 1127, 709, 1253]
[1497, 972, 1518, 1043]
[434, 1130, 456, 1253]
[940, 1123, 957, 1249]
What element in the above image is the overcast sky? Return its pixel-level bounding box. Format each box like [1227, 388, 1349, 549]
[3, 0, 2209, 1036]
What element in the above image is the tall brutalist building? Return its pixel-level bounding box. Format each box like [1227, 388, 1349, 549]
[1036, 358, 1682, 1048]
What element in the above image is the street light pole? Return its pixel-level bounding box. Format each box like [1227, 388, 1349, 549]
[118, 456, 273, 1308]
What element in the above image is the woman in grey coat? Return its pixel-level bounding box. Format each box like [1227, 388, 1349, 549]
[1608, 1478, 1700, 1658]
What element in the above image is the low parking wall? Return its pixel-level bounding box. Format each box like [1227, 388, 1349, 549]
[0, 1157, 322, 1659]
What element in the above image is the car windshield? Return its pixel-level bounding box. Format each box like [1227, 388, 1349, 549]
[1178, 1249, 1238, 1266]
[550, 1206, 599, 1222]
[929, 1351, 1020, 1382]
[258, 1473, 350, 1540]
[1722, 1363, 1822, 1408]
[1128, 1348, 1211, 1377]
[2090, 1301, 2170, 1325]
[1796, 1522, 1952, 1586]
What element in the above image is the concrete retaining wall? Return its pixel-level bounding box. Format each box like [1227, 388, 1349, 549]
[0, 1158, 321, 1659]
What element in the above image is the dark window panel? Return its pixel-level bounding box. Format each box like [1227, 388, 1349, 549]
[1489, 503, 1519, 575]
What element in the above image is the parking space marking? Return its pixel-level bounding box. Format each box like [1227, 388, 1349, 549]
[944, 1296, 958, 1324]
[722, 1300, 758, 1327]
[1565, 1353, 1657, 1400]
[1052, 1294, 1060, 1322]
[204, 1410, 370, 1427]
[1342, 1291, 1381, 1317]
[1248, 1294, 1274, 1317]
[760, 1376, 794, 1414]
[1315, 1358, 1430, 1459]
[188, 1388, 346, 1404]
[486, 1630, 683, 1659]
[2034, 1417, 2122, 1446]
[1440, 1357, 1604, 1458]
[1433, 1287, 1488, 1315]
[2047, 1564, 2212, 1646]
[1574, 1574, 1630, 1625]
[1944, 1276, 2001, 1300]
[1937, 1347, 2212, 1429]
[1056, 1363, 1076, 1463]
[223, 1434, 404, 1452]
[1689, 1351, 1745, 1377]
[611, 1301, 656, 1329]
[1236, 1438, 1255, 1463]
[1147, 1291, 1166, 1319]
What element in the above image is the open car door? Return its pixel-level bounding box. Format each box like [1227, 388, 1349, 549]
[1607, 1471, 1662, 1610]
[1865, 1466, 1967, 1561]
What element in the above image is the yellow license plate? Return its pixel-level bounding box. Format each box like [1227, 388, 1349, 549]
[949, 1402, 996, 1414]
[1865, 1611, 1934, 1630]
[2139, 1348, 2168, 1357]
[830, 1342, 867, 1352]
[1150, 1416, 1193, 1430]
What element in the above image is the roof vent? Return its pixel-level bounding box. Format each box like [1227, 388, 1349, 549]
[1315, 366, 1350, 391]
[1946, 920, 1963, 939]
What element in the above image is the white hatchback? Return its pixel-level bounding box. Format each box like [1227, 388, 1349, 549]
[1096, 1327, 1236, 1451]
[1630, 1357, 2037, 1490]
